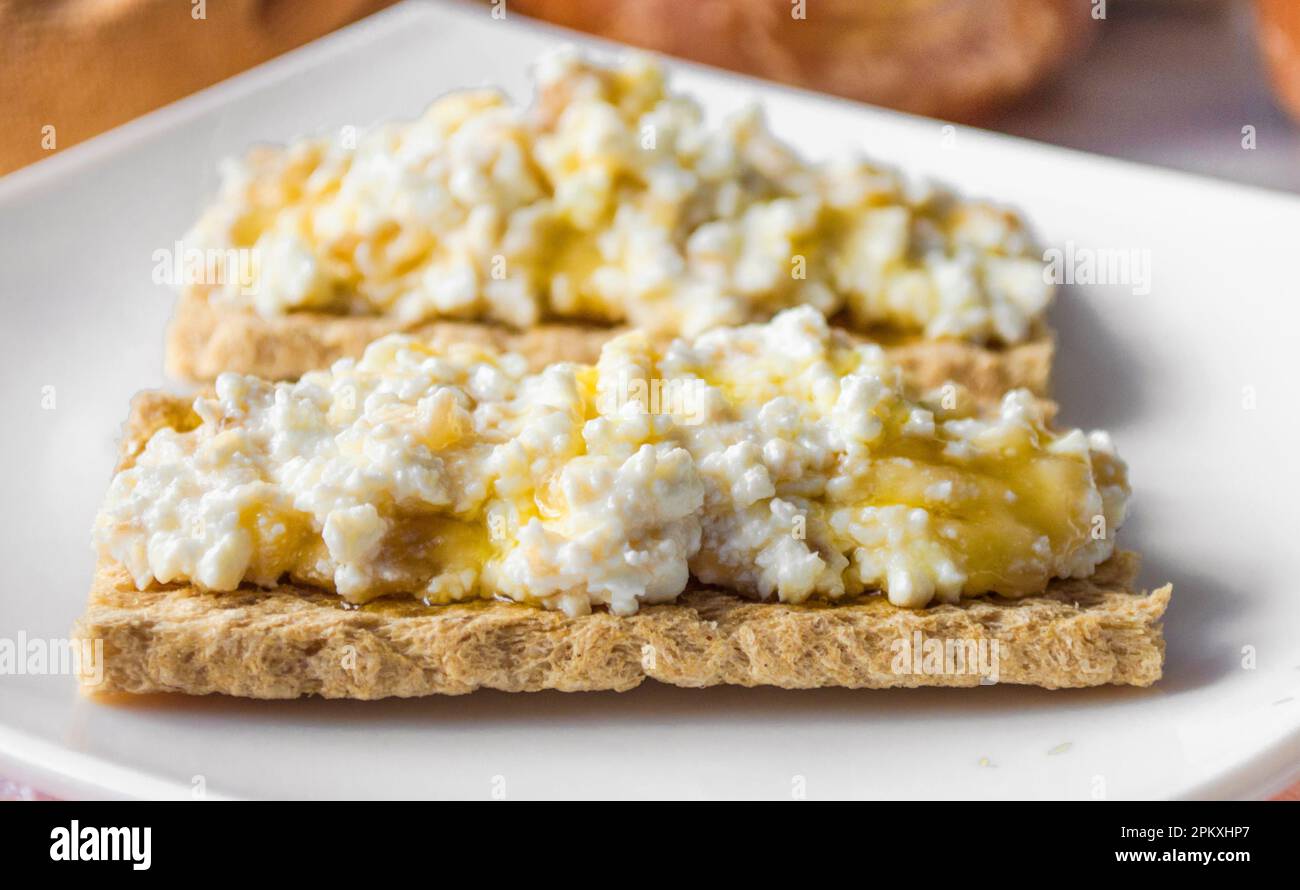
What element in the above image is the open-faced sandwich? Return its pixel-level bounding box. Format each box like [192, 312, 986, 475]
[166, 50, 1053, 402]
[77, 308, 1168, 698]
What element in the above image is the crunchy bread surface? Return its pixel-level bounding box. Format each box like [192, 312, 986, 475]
[78, 555, 1168, 698]
[76, 392, 1167, 699]
[165, 292, 1054, 400]
[165, 291, 620, 381]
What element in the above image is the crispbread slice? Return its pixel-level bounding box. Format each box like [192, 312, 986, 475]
[75, 392, 1168, 699]
[76, 555, 1167, 698]
[165, 291, 620, 382]
[165, 292, 1055, 401]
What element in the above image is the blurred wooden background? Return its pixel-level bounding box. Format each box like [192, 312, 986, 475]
[0, 0, 398, 174]
[3, 0, 1298, 185]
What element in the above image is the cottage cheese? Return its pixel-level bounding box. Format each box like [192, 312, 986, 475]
[96, 308, 1126, 615]
[184, 50, 1052, 343]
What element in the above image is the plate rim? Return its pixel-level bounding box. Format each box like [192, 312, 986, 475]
[1, 0, 1296, 800]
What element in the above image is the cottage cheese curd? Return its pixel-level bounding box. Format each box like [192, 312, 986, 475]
[184, 50, 1052, 343]
[96, 308, 1125, 615]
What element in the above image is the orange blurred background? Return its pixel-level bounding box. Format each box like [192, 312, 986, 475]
[0, 0, 399, 175]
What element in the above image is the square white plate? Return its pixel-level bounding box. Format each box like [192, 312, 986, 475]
[1, 0, 1297, 800]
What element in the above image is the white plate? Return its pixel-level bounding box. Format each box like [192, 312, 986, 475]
[1, 0, 1297, 801]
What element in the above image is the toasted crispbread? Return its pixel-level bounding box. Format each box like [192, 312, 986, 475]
[164, 292, 1055, 401]
[164, 291, 621, 382]
[74, 392, 1168, 698]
